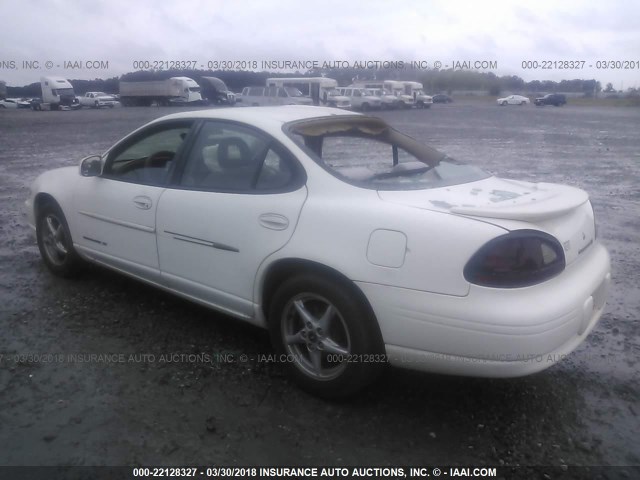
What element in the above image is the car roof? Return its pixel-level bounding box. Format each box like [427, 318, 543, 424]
[150, 106, 359, 128]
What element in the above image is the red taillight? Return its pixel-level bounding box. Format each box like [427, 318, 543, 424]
[464, 230, 566, 288]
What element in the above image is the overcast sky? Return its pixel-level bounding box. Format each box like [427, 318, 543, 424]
[1, 0, 639, 89]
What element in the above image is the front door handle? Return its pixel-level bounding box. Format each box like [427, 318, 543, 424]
[133, 195, 152, 210]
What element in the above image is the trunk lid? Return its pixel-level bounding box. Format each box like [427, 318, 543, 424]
[378, 177, 596, 266]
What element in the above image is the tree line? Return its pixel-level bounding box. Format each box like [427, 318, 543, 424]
[3, 68, 619, 97]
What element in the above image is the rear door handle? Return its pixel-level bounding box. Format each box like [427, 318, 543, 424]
[133, 196, 152, 210]
[258, 213, 289, 230]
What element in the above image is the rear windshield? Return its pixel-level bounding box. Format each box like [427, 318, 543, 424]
[285, 116, 488, 190]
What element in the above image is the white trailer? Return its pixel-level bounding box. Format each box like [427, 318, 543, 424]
[31, 76, 81, 111]
[119, 77, 202, 106]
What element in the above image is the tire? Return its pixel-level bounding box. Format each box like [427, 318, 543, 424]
[36, 202, 83, 277]
[268, 274, 385, 398]
[361, 102, 369, 111]
[520, 101, 526, 105]
[501, 101, 507, 106]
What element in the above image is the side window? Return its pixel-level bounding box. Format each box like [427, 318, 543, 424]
[278, 87, 288, 98]
[256, 149, 294, 189]
[180, 122, 296, 192]
[103, 123, 191, 185]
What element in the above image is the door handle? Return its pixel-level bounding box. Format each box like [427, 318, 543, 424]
[258, 213, 289, 230]
[133, 196, 152, 210]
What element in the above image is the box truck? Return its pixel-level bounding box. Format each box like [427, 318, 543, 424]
[119, 76, 202, 106]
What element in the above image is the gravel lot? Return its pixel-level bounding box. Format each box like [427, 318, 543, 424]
[0, 102, 638, 472]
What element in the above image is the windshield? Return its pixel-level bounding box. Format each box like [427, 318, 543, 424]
[55, 88, 74, 96]
[326, 89, 342, 97]
[189, 87, 201, 92]
[205, 77, 228, 91]
[287, 117, 488, 190]
[284, 87, 304, 97]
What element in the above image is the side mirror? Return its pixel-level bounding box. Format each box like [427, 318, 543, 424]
[80, 155, 103, 177]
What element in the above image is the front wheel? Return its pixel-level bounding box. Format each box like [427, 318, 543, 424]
[36, 203, 83, 277]
[268, 274, 385, 398]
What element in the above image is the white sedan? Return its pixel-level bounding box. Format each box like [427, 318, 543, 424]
[0, 98, 31, 109]
[25, 106, 611, 398]
[497, 94, 530, 106]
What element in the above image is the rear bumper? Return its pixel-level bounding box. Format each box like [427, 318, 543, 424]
[357, 242, 611, 377]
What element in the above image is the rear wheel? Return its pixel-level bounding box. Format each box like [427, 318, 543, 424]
[268, 274, 385, 398]
[36, 203, 83, 277]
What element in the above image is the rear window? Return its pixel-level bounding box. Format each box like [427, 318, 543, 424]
[286, 117, 489, 190]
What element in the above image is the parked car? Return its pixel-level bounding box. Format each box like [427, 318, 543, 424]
[26, 106, 611, 398]
[535, 93, 567, 107]
[78, 92, 118, 109]
[0, 98, 30, 109]
[497, 95, 530, 106]
[432, 94, 453, 104]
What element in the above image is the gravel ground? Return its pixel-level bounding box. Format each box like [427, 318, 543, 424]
[0, 102, 638, 473]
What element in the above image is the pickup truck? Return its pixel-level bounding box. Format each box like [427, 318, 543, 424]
[78, 92, 118, 108]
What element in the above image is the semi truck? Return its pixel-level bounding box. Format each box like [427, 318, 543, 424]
[200, 77, 235, 105]
[31, 76, 81, 110]
[119, 77, 202, 106]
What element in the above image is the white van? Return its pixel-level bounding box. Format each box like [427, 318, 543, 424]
[266, 77, 350, 108]
[351, 80, 416, 108]
[239, 86, 313, 107]
[336, 87, 381, 111]
[363, 88, 400, 110]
